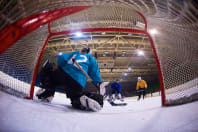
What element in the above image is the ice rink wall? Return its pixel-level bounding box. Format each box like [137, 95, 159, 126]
[0, 0, 197, 106]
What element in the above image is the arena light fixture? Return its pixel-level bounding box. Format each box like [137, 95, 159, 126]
[104, 51, 108, 54]
[122, 51, 126, 56]
[75, 32, 83, 37]
[149, 29, 158, 35]
[124, 73, 128, 76]
[137, 50, 144, 56]
[58, 52, 63, 56]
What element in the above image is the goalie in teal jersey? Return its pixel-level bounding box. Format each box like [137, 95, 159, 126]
[36, 48, 107, 112]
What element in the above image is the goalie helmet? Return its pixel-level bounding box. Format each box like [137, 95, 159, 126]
[81, 47, 92, 54]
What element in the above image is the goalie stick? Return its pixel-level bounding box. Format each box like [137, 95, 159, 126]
[72, 59, 109, 96]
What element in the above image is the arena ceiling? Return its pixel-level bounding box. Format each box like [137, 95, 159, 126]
[43, 31, 158, 83]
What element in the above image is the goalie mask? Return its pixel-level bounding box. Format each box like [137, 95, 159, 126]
[81, 47, 92, 54]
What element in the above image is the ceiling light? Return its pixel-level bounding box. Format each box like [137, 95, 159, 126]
[122, 51, 126, 56]
[137, 50, 144, 56]
[58, 52, 63, 56]
[149, 29, 158, 35]
[75, 32, 83, 37]
[104, 51, 108, 54]
[128, 67, 132, 71]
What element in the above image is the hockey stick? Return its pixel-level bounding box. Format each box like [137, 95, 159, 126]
[72, 59, 109, 96]
[73, 59, 90, 79]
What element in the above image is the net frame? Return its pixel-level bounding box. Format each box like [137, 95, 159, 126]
[0, 6, 165, 105]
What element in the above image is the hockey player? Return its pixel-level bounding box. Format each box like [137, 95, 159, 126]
[136, 77, 147, 100]
[36, 47, 105, 112]
[110, 79, 123, 101]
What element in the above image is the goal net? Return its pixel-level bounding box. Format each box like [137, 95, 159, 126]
[0, 24, 49, 97]
[0, 1, 198, 106]
[148, 17, 198, 105]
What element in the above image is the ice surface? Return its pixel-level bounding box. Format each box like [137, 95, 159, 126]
[0, 90, 198, 132]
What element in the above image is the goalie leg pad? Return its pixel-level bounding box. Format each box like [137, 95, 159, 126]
[80, 95, 102, 112]
[83, 92, 104, 107]
[70, 92, 103, 111]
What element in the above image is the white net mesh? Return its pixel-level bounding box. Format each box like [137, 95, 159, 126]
[0, 24, 49, 97]
[147, 1, 198, 105]
[50, 6, 144, 32]
[0, 0, 198, 105]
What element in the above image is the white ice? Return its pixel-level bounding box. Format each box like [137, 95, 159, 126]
[0, 90, 198, 132]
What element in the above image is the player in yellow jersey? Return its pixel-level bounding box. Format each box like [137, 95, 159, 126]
[136, 77, 147, 100]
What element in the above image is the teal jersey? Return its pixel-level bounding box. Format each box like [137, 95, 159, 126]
[57, 51, 102, 88]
